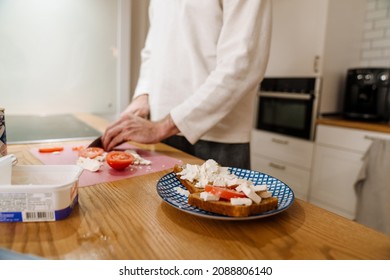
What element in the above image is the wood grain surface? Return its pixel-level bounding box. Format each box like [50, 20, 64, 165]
[316, 117, 390, 133]
[1, 114, 390, 260]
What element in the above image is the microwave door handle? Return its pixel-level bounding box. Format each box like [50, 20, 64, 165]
[259, 92, 312, 100]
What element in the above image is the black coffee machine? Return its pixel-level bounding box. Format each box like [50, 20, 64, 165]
[343, 68, 390, 122]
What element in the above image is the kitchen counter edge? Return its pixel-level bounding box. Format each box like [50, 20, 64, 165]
[316, 117, 390, 134]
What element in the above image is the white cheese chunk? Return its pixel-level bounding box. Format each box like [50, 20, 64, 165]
[94, 154, 106, 162]
[178, 159, 242, 188]
[176, 160, 275, 204]
[240, 182, 262, 204]
[125, 150, 151, 165]
[200, 191, 220, 201]
[178, 163, 200, 182]
[230, 197, 253, 206]
[260, 191, 273, 198]
[253, 184, 268, 192]
[174, 187, 190, 197]
[77, 156, 102, 172]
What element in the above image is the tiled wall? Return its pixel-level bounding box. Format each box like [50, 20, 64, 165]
[360, 0, 390, 67]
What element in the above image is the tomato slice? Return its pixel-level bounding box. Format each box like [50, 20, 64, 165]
[79, 147, 104, 159]
[205, 185, 246, 200]
[38, 146, 64, 153]
[106, 151, 134, 170]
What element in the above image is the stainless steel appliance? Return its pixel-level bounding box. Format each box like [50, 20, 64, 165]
[343, 68, 390, 122]
[256, 77, 321, 140]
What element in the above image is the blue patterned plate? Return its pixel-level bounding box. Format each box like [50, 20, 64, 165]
[157, 167, 295, 221]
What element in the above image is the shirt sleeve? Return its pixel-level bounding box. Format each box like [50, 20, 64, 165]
[170, 0, 272, 144]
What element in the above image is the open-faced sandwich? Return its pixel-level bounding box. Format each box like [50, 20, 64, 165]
[173, 159, 278, 217]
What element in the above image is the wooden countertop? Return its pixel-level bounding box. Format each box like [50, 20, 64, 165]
[1, 114, 390, 260]
[316, 116, 390, 134]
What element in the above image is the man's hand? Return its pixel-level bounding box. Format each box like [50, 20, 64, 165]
[120, 94, 150, 119]
[102, 114, 179, 151]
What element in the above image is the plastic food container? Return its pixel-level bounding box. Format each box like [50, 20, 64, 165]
[0, 155, 83, 222]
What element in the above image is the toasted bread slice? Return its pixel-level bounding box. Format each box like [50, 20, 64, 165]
[173, 163, 279, 217]
[188, 193, 278, 217]
[173, 164, 204, 193]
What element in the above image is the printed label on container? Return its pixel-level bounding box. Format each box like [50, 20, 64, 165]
[22, 211, 55, 221]
[0, 196, 78, 222]
[0, 192, 55, 222]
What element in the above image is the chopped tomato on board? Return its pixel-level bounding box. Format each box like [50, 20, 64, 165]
[106, 151, 134, 170]
[72, 145, 85, 151]
[205, 185, 246, 200]
[78, 147, 104, 159]
[38, 146, 64, 153]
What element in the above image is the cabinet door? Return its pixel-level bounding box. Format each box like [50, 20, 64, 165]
[251, 155, 311, 201]
[265, 0, 327, 76]
[309, 145, 362, 219]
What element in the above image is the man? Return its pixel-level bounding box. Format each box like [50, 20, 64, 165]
[102, 0, 272, 169]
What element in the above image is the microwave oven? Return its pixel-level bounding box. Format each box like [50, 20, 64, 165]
[256, 77, 321, 141]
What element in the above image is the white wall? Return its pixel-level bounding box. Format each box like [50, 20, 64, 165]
[129, 0, 149, 98]
[0, 0, 126, 116]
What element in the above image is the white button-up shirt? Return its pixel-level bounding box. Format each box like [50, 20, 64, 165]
[134, 0, 272, 144]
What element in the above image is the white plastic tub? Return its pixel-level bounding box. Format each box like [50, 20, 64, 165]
[0, 162, 83, 222]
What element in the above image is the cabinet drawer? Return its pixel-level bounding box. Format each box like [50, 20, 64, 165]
[251, 154, 310, 201]
[316, 125, 390, 153]
[251, 130, 314, 169]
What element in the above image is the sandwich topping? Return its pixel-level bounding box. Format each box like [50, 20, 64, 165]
[176, 159, 273, 206]
[76, 148, 151, 172]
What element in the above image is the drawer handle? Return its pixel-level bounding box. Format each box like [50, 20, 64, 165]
[271, 138, 289, 145]
[269, 162, 286, 170]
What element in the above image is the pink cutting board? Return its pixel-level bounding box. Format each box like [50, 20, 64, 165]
[30, 142, 183, 187]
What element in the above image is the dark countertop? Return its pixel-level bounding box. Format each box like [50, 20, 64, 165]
[5, 114, 101, 144]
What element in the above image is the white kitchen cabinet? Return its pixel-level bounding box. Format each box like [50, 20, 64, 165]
[266, 0, 366, 113]
[251, 130, 314, 201]
[309, 145, 362, 219]
[265, 0, 327, 77]
[309, 124, 390, 219]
